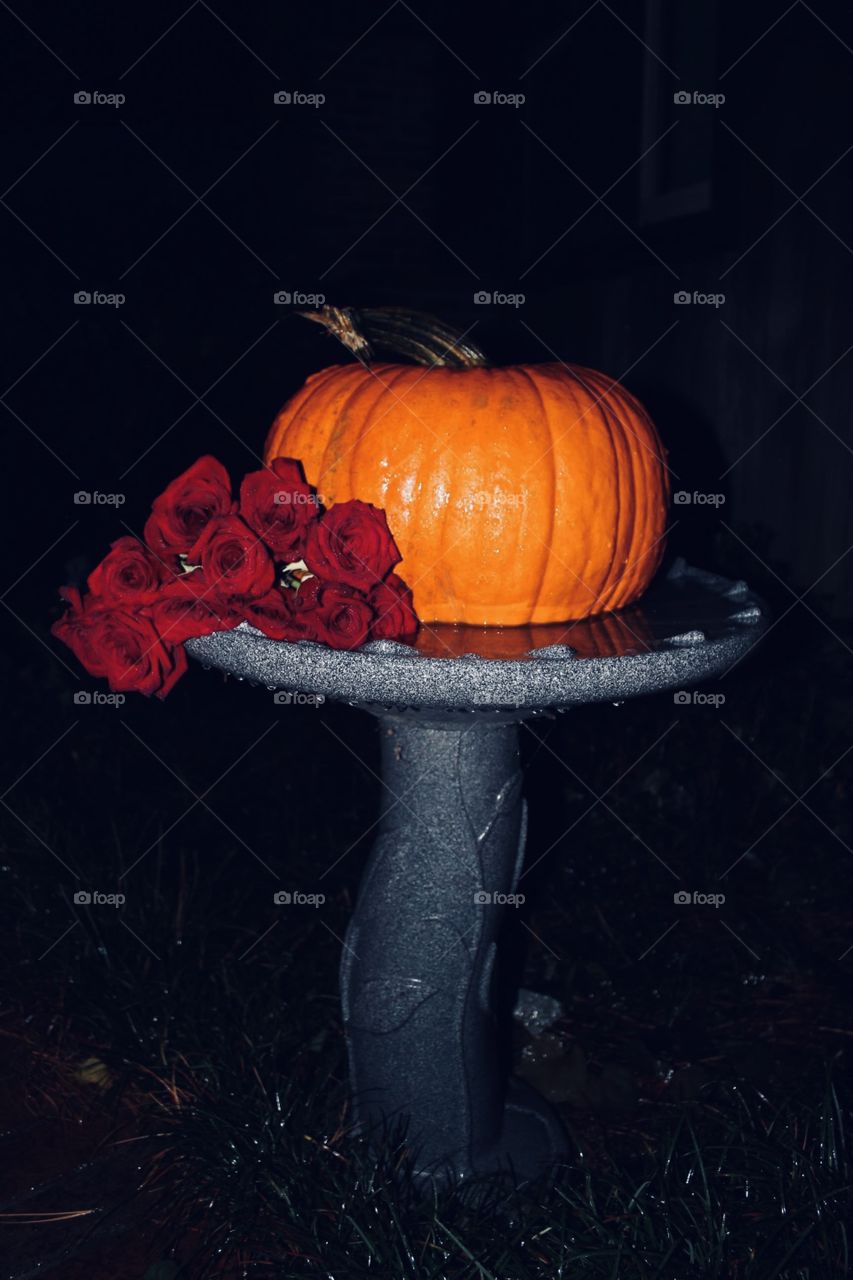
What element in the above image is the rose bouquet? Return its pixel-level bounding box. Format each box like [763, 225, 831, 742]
[52, 456, 418, 698]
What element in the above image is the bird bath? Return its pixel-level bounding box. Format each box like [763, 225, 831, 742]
[186, 559, 766, 1188]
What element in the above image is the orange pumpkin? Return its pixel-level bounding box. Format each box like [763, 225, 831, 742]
[265, 309, 670, 627]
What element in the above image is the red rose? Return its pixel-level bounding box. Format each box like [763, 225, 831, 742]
[144, 456, 234, 568]
[240, 587, 309, 641]
[304, 500, 401, 589]
[283, 574, 321, 615]
[51, 587, 110, 679]
[95, 611, 187, 698]
[149, 584, 244, 645]
[187, 515, 274, 601]
[87, 536, 164, 605]
[52, 591, 186, 698]
[239, 457, 320, 560]
[368, 572, 419, 640]
[289, 579, 374, 650]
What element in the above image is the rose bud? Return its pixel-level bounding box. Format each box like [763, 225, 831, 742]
[51, 587, 109, 679]
[283, 573, 321, 614]
[368, 572, 419, 640]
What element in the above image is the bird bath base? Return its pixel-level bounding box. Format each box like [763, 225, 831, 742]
[341, 711, 565, 1186]
[187, 561, 766, 1188]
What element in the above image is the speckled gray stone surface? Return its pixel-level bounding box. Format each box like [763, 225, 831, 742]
[185, 560, 766, 1186]
[186, 560, 766, 715]
[338, 714, 569, 1184]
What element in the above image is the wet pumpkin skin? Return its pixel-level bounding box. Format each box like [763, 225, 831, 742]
[265, 361, 670, 626]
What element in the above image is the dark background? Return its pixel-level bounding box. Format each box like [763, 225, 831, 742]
[3, 4, 853, 1273]
[2, 0, 852, 623]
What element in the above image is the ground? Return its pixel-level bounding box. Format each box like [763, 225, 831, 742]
[3, 535, 852, 1277]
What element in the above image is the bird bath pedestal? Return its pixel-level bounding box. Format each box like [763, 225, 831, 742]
[186, 561, 766, 1189]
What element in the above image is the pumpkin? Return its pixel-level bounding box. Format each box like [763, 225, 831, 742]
[265, 308, 670, 627]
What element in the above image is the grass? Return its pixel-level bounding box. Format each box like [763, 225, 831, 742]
[3, 538, 853, 1277]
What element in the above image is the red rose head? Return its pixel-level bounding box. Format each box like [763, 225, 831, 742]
[241, 586, 310, 641]
[239, 457, 321, 560]
[304, 500, 401, 590]
[150, 582, 244, 645]
[87, 536, 164, 605]
[283, 573, 321, 614]
[368, 572, 419, 641]
[54, 453, 416, 698]
[51, 587, 109, 680]
[144, 456, 234, 568]
[187, 514, 275, 601]
[285, 577, 374, 650]
[52, 590, 186, 698]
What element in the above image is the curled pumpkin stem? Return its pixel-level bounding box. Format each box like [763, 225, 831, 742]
[298, 305, 489, 369]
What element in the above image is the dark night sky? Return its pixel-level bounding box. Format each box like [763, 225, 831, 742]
[2, 0, 853, 632]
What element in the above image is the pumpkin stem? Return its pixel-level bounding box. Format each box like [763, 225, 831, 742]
[298, 305, 489, 368]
